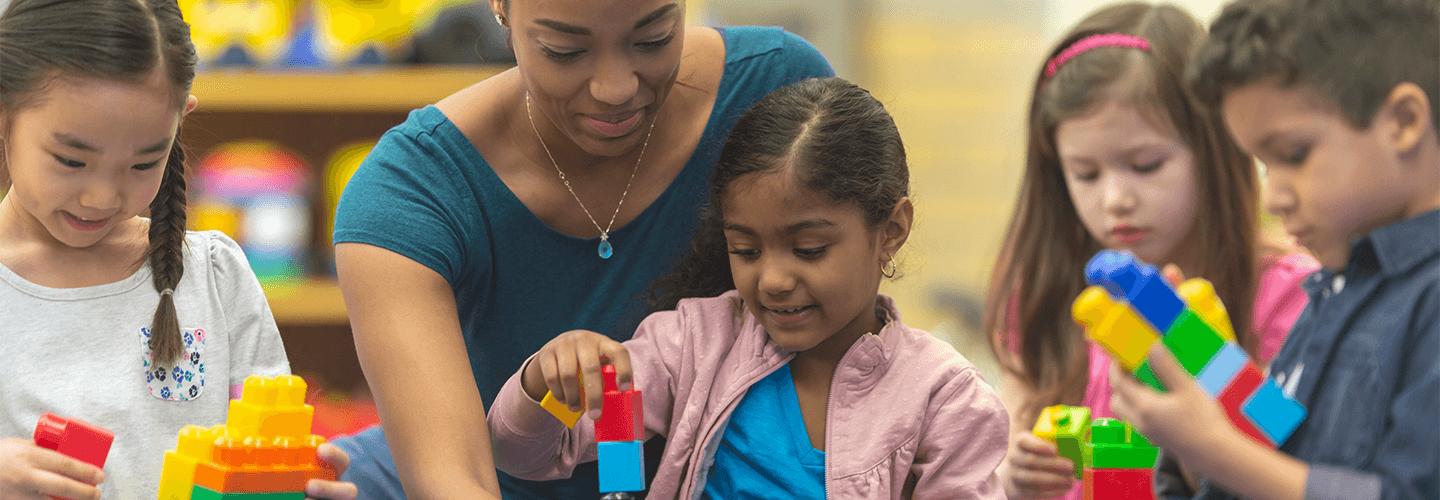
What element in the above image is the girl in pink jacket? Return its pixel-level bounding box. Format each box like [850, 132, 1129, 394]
[487, 77, 1010, 499]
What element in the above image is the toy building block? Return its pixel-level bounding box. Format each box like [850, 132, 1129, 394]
[159, 375, 338, 500]
[539, 369, 585, 428]
[1243, 380, 1307, 445]
[1073, 287, 1161, 371]
[1083, 467, 1156, 500]
[1083, 418, 1158, 470]
[1085, 250, 1185, 332]
[1195, 342, 1249, 397]
[595, 365, 644, 443]
[597, 440, 645, 493]
[34, 413, 114, 469]
[1215, 362, 1272, 447]
[1175, 278, 1235, 342]
[1033, 405, 1091, 479]
[1154, 311, 1226, 377]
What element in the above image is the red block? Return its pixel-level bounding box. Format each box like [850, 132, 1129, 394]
[1084, 467, 1156, 500]
[1216, 362, 1273, 447]
[594, 365, 644, 443]
[33, 413, 114, 468]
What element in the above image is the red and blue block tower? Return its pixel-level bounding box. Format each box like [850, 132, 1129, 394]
[540, 365, 646, 498]
[1072, 250, 1307, 447]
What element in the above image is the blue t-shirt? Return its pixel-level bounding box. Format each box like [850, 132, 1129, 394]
[703, 364, 826, 500]
[332, 26, 834, 500]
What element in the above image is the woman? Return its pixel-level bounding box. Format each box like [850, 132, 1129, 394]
[329, 0, 834, 498]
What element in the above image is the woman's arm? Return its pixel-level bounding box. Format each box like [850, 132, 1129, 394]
[336, 243, 501, 500]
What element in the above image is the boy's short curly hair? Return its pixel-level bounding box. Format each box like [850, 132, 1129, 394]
[1189, 0, 1439, 130]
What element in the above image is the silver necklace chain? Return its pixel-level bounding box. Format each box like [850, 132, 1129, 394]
[525, 91, 657, 244]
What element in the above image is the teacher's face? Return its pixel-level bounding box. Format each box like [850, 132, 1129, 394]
[499, 0, 686, 158]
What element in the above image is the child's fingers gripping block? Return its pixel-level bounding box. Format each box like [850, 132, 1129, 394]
[1073, 286, 1160, 371]
[1216, 362, 1274, 447]
[33, 413, 115, 469]
[1033, 405, 1091, 479]
[540, 391, 585, 428]
[595, 365, 644, 443]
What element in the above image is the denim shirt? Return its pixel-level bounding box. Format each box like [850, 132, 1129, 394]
[1159, 209, 1439, 500]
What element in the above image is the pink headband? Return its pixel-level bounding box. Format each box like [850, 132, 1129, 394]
[1045, 33, 1151, 77]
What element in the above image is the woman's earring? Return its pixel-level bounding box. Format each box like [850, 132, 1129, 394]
[881, 256, 897, 279]
[495, 14, 506, 27]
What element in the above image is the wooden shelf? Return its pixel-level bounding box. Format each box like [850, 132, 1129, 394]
[263, 279, 349, 325]
[193, 65, 511, 112]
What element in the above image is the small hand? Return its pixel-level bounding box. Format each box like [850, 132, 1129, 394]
[521, 330, 633, 420]
[0, 437, 104, 500]
[1110, 343, 1235, 458]
[1000, 433, 1077, 499]
[304, 443, 357, 500]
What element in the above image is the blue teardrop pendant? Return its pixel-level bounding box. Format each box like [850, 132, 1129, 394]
[598, 238, 614, 259]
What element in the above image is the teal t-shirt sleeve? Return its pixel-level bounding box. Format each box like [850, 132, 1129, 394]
[332, 111, 477, 285]
[778, 29, 836, 81]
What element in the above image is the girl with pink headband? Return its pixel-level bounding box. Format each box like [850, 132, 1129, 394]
[985, 3, 1318, 499]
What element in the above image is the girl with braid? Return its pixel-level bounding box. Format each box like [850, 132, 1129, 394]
[0, 1, 356, 499]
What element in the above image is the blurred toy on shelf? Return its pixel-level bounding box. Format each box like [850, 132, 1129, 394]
[322, 141, 375, 272]
[157, 375, 337, 500]
[181, 0, 303, 68]
[311, 0, 419, 66]
[192, 140, 312, 284]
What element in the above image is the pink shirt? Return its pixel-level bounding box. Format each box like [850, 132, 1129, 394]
[489, 291, 1010, 499]
[1023, 252, 1318, 500]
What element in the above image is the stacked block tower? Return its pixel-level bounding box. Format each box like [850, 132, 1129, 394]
[1071, 250, 1307, 447]
[158, 375, 337, 500]
[539, 365, 646, 498]
[1033, 405, 1159, 500]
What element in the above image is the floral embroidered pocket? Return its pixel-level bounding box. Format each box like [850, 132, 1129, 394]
[139, 327, 207, 401]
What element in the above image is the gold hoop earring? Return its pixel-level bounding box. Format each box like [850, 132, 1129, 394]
[881, 256, 897, 278]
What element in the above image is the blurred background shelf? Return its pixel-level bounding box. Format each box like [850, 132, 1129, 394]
[192, 65, 509, 111]
[263, 279, 348, 325]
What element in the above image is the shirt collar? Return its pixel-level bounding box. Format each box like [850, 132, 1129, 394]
[1300, 209, 1439, 295]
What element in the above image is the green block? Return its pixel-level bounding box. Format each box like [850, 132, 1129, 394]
[1135, 361, 1165, 392]
[1053, 406, 1091, 479]
[1083, 418, 1159, 469]
[1162, 311, 1226, 376]
[190, 486, 305, 500]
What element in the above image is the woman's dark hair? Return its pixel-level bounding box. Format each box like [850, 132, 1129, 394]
[985, 2, 1275, 426]
[0, 0, 199, 365]
[648, 77, 909, 311]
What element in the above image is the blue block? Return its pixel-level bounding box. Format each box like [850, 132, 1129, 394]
[1243, 380, 1307, 445]
[1196, 342, 1248, 397]
[597, 440, 645, 493]
[1085, 251, 1184, 331]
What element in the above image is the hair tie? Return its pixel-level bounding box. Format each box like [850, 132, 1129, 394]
[1045, 33, 1152, 77]
[160, 288, 175, 297]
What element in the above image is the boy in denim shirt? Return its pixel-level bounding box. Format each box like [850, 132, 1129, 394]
[1104, 0, 1439, 499]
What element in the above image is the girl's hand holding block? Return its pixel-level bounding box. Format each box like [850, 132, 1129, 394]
[522, 330, 633, 422]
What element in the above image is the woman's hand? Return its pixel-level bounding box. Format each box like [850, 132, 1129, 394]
[0, 437, 103, 500]
[304, 443, 358, 500]
[999, 433, 1077, 499]
[521, 330, 633, 420]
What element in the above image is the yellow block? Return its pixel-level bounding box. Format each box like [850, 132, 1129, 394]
[1032, 405, 1064, 443]
[158, 425, 230, 500]
[228, 375, 314, 438]
[1072, 286, 1160, 371]
[1176, 278, 1235, 342]
[540, 391, 584, 428]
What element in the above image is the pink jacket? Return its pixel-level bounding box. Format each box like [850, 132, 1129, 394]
[489, 291, 1010, 499]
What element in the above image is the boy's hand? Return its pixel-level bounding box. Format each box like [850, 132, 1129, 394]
[521, 330, 633, 420]
[1110, 343, 1235, 458]
[1001, 433, 1076, 499]
[304, 443, 357, 500]
[0, 437, 104, 500]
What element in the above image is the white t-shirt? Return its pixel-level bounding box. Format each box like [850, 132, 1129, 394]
[0, 230, 289, 500]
